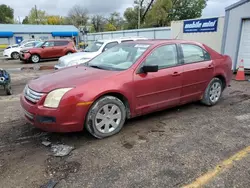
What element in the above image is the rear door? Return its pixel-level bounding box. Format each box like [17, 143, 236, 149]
[180, 43, 214, 104]
[54, 41, 69, 57]
[133, 43, 183, 115]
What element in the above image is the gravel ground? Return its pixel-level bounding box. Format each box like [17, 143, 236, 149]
[0, 59, 250, 188]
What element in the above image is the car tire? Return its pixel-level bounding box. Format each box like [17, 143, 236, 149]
[11, 52, 19, 60]
[6, 84, 13, 95]
[201, 78, 223, 106]
[66, 51, 72, 55]
[31, 54, 40, 63]
[85, 96, 126, 139]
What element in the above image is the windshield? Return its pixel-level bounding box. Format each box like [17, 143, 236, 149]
[84, 41, 104, 52]
[86, 43, 151, 71]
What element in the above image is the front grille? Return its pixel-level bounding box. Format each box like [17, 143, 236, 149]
[24, 86, 44, 103]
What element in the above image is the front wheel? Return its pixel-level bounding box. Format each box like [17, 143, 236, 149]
[31, 54, 40, 63]
[201, 78, 223, 106]
[85, 96, 126, 139]
[11, 52, 19, 60]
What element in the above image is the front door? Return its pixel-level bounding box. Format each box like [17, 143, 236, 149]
[40, 41, 55, 58]
[133, 44, 183, 115]
[180, 43, 214, 104]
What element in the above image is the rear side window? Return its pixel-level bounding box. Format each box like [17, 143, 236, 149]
[54, 41, 69, 46]
[181, 44, 211, 64]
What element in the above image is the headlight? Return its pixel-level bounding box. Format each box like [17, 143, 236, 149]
[44, 88, 73, 108]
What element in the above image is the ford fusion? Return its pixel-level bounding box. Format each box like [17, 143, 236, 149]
[20, 40, 232, 139]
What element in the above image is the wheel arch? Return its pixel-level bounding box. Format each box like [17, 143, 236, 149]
[214, 74, 226, 90]
[92, 91, 132, 119]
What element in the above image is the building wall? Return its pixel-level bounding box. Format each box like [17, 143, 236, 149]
[171, 17, 225, 53]
[86, 27, 171, 42]
[222, 1, 250, 69]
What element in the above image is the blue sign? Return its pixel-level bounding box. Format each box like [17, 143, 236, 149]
[183, 18, 218, 33]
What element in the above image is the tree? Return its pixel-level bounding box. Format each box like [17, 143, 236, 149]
[0, 4, 14, 24]
[47, 15, 64, 25]
[27, 7, 48, 24]
[22, 16, 29, 24]
[68, 5, 89, 27]
[146, 0, 172, 27]
[105, 12, 124, 31]
[91, 15, 106, 32]
[168, 0, 207, 21]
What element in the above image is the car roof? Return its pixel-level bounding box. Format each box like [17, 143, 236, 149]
[125, 39, 205, 46]
[96, 37, 148, 43]
[46, 39, 72, 42]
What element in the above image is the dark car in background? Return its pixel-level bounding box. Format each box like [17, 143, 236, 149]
[20, 39, 77, 63]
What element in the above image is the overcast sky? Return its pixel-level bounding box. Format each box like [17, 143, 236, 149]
[1, 0, 240, 20]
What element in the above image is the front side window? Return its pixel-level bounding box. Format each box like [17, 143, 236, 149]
[86, 43, 151, 71]
[181, 44, 211, 64]
[84, 41, 104, 52]
[144, 44, 178, 69]
[24, 43, 34, 47]
[43, 41, 54, 47]
[103, 42, 119, 52]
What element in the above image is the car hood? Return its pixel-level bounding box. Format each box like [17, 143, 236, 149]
[59, 52, 100, 65]
[29, 66, 119, 93]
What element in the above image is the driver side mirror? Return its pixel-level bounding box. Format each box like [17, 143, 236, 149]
[141, 64, 159, 73]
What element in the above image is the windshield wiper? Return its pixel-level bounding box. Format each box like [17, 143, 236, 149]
[89, 65, 105, 70]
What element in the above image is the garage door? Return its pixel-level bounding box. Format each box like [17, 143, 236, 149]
[238, 19, 250, 69]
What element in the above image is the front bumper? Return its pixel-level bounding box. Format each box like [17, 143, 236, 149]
[20, 94, 89, 132]
[20, 52, 31, 61]
[54, 64, 65, 70]
[3, 51, 11, 59]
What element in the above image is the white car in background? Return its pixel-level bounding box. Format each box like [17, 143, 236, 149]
[3, 41, 41, 60]
[6, 39, 42, 49]
[54, 37, 148, 70]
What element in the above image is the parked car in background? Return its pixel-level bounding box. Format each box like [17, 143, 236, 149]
[20, 39, 232, 139]
[19, 39, 77, 63]
[3, 41, 41, 60]
[54, 37, 148, 70]
[6, 39, 43, 49]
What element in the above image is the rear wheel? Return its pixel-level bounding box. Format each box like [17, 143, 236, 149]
[201, 78, 223, 106]
[31, 54, 40, 63]
[85, 96, 126, 139]
[11, 52, 19, 60]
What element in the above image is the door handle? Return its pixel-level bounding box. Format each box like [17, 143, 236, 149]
[208, 64, 214, 69]
[172, 72, 181, 76]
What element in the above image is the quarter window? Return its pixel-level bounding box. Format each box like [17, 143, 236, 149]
[144, 44, 178, 69]
[181, 44, 211, 64]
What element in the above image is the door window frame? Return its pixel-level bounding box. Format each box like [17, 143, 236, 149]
[178, 43, 211, 65]
[136, 43, 182, 74]
[102, 41, 119, 52]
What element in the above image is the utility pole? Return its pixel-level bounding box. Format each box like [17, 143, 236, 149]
[35, 5, 39, 24]
[138, 0, 143, 29]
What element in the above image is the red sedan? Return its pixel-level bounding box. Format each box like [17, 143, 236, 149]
[20, 40, 232, 138]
